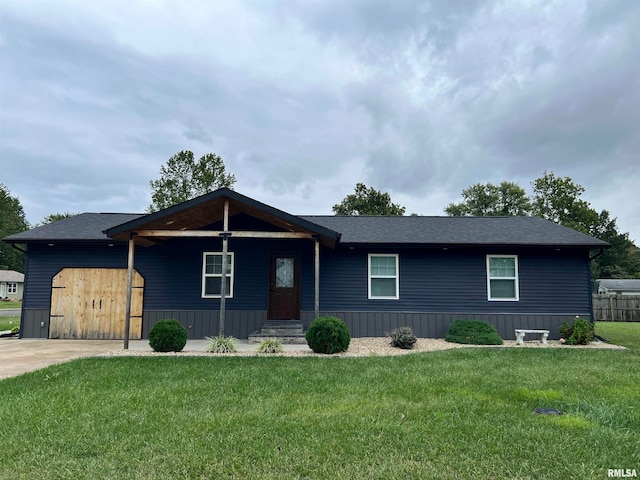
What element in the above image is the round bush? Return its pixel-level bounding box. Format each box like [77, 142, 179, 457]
[389, 327, 417, 349]
[444, 319, 503, 345]
[305, 316, 350, 354]
[149, 319, 188, 352]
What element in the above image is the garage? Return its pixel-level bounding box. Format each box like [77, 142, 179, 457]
[49, 268, 144, 339]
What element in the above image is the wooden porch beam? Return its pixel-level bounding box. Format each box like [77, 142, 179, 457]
[219, 199, 229, 336]
[135, 230, 314, 239]
[123, 234, 136, 350]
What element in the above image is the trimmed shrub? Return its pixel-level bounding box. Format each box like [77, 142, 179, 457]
[560, 316, 593, 345]
[206, 335, 237, 353]
[305, 316, 350, 354]
[149, 319, 188, 352]
[257, 338, 284, 354]
[445, 319, 503, 345]
[389, 327, 417, 349]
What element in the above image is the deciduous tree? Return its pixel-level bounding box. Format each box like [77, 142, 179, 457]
[148, 151, 236, 212]
[445, 181, 531, 216]
[37, 212, 77, 226]
[0, 184, 29, 272]
[333, 183, 405, 216]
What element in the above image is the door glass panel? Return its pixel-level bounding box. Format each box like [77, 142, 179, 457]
[276, 257, 294, 288]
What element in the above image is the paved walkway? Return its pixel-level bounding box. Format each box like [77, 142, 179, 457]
[0, 338, 311, 380]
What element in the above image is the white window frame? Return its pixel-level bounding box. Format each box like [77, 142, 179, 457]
[7, 283, 18, 295]
[486, 255, 519, 301]
[368, 254, 399, 300]
[202, 252, 235, 299]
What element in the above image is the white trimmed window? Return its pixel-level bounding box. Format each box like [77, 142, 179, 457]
[7, 283, 17, 294]
[202, 252, 234, 298]
[486, 255, 519, 301]
[368, 254, 399, 299]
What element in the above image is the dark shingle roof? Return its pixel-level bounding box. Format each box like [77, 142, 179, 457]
[300, 215, 610, 247]
[3, 210, 609, 249]
[3, 213, 143, 243]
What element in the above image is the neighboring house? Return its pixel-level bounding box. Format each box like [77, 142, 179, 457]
[3, 188, 609, 340]
[0, 270, 24, 300]
[597, 279, 640, 295]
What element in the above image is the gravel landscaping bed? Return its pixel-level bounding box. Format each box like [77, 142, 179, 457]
[103, 337, 625, 358]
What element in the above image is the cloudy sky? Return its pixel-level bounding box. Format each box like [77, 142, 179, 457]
[1, 0, 639, 242]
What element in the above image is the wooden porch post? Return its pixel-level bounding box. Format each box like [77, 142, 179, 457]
[219, 199, 229, 336]
[123, 233, 136, 350]
[314, 235, 320, 319]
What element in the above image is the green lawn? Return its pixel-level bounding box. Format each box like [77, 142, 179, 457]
[595, 321, 640, 351]
[0, 301, 21, 309]
[1, 347, 638, 479]
[0, 316, 20, 331]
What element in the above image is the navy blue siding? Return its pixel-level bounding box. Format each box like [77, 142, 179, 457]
[21, 239, 592, 339]
[319, 247, 591, 315]
[24, 244, 129, 308]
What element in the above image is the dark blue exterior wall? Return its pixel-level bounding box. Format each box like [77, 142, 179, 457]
[21, 238, 593, 339]
[319, 247, 591, 314]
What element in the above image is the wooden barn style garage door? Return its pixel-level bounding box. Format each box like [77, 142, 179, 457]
[49, 268, 144, 339]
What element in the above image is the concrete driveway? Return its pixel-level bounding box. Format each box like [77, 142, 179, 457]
[0, 338, 125, 380]
[0, 338, 303, 380]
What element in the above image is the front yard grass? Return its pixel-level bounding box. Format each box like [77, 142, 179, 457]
[0, 316, 20, 331]
[0, 301, 22, 309]
[595, 321, 640, 352]
[1, 348, 638, 479]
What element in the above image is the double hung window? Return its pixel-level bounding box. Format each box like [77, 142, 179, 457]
[486, 255, 519, 301]
[368, 254, 399, 299]
[202, 252, 234, 298]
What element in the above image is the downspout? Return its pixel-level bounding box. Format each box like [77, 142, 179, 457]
[9, 243, 27, 255]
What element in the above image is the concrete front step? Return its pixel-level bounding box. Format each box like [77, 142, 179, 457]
[247, 333, 307, 344]
[248, 321, 306, 344]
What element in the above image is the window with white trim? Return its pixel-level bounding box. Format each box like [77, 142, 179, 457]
[486, 255, 519, 301]
[7, 283, 17, 294]
[202, 252, 234, 298]
[368, 254, 399, 299]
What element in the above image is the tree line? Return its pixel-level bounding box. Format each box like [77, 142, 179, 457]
[2, 151, 637, 279]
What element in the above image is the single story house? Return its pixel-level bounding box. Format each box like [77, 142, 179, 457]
[0, 270, 24, 300]
[3, 188, 609, 341]
[596, 279, 640, 295]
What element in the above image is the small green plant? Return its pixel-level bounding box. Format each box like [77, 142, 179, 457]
[256, 338, 284, 354]
[10, 325, 19, 334]
[445, 319, 503, 345]
[389, 327, 417, 349]
[206, 335, 238, 353]
[148, 319, 188, 352]
[305, 316, 351, 354]
[561, 316, 594, 345]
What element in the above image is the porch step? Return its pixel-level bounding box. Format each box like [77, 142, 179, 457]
[248, 321, 307, 344]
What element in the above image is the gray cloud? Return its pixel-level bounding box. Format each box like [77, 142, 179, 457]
[0, 0, 638, 242]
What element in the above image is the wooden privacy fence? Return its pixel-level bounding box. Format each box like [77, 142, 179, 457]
[592, 294, 640, 322]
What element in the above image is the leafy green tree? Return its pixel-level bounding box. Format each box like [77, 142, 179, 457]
[148, 150, 236, 212]
[37, 212, 77, 226]
[445, 181, 531, 216]
[531, 171, 597, 233]
[0, 184, 29, 272]
[333, 183, 405, 216]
